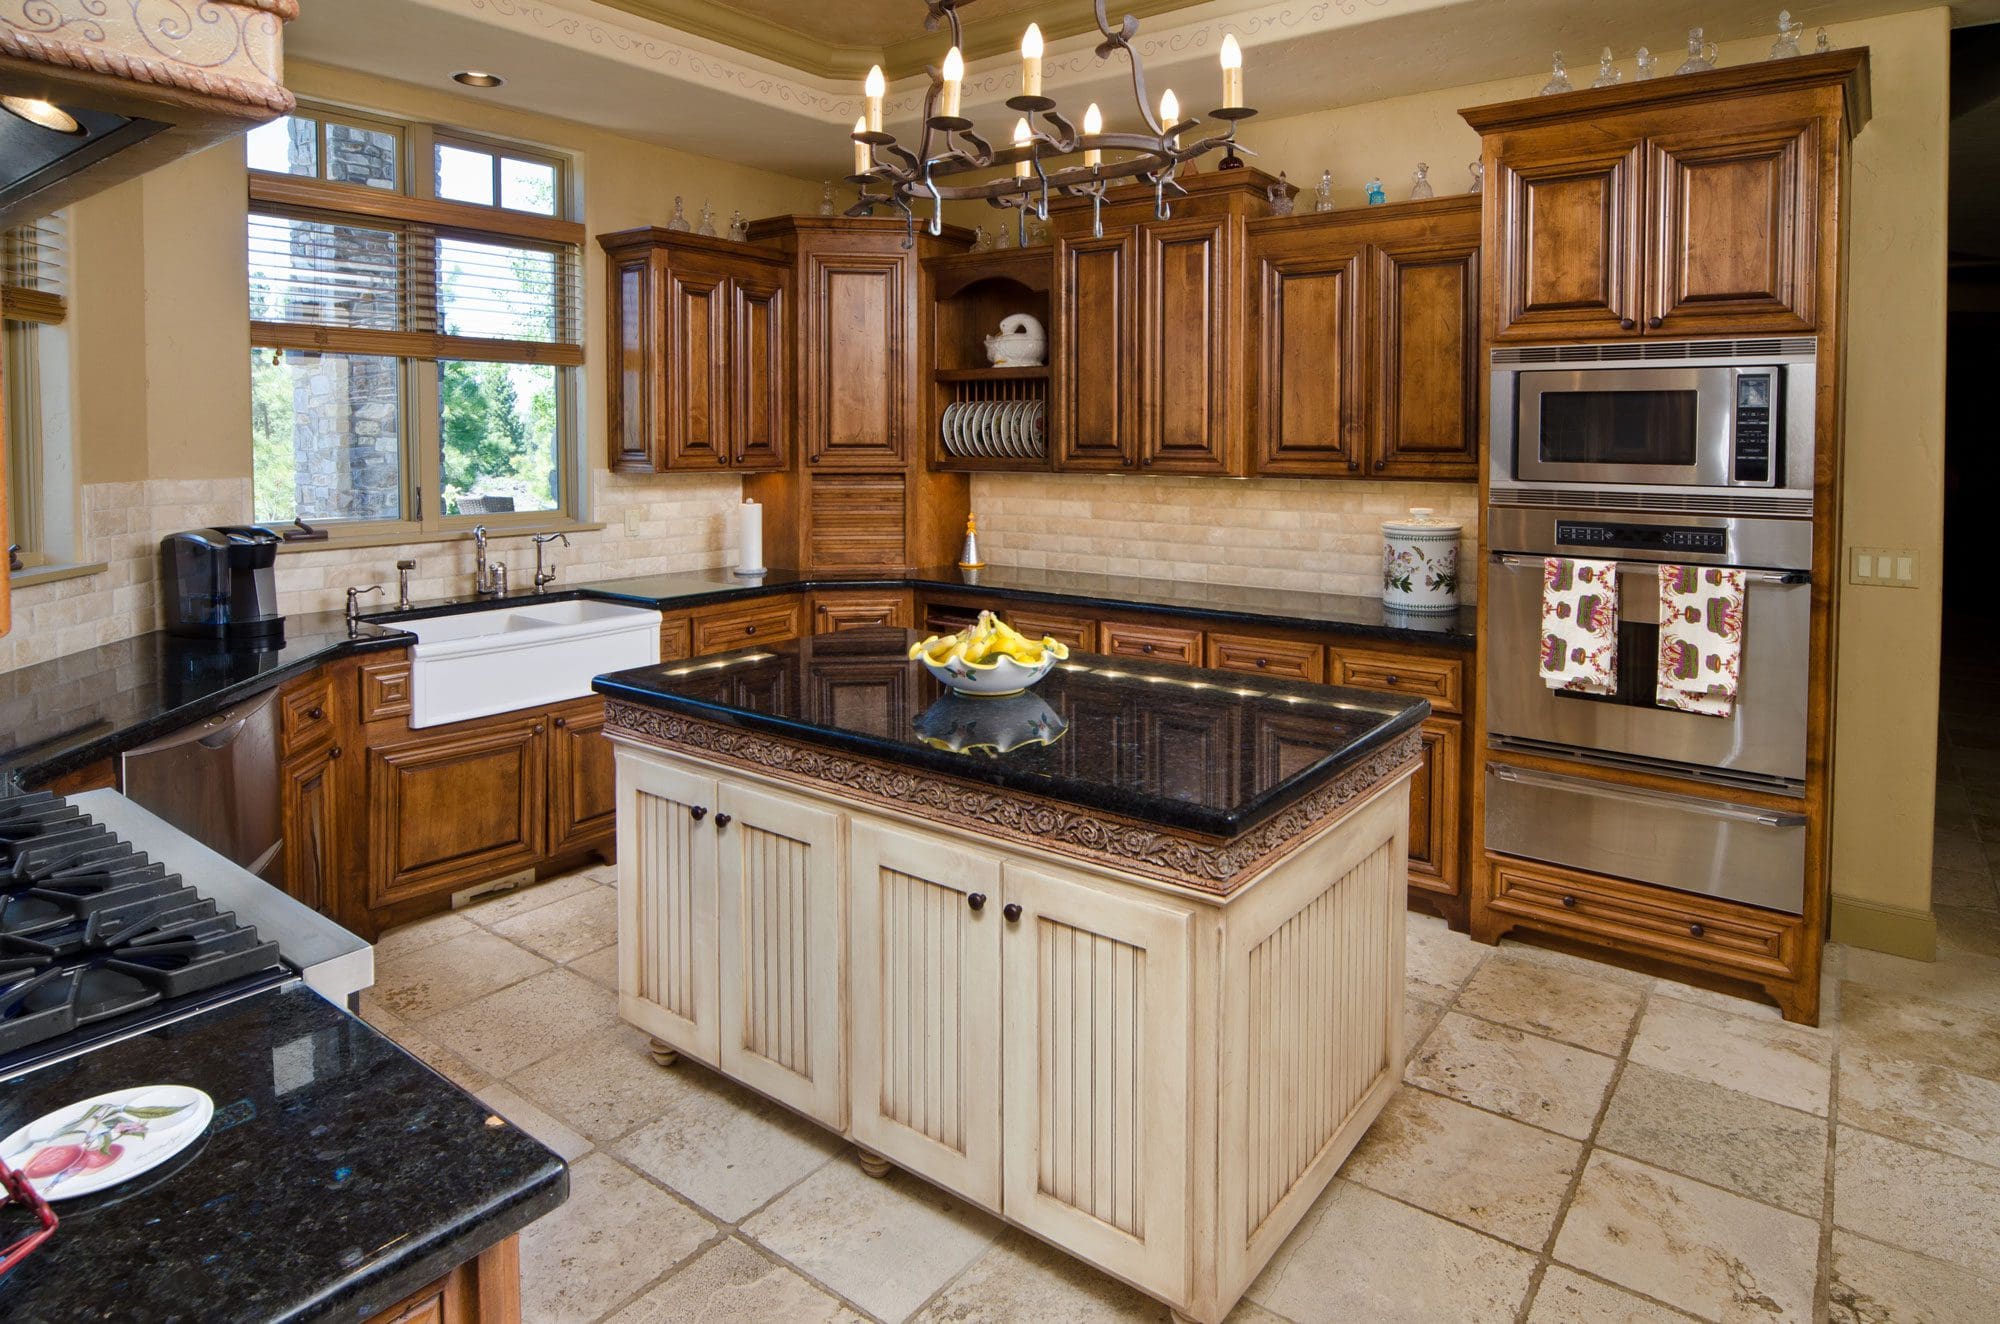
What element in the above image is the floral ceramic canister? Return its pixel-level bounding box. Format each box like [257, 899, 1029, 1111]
[1382, 507, 1463, 614]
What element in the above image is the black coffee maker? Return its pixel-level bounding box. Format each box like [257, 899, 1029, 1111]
[161, 526, 286, 645]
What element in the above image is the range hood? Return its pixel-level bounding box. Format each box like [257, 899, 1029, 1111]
[0, 1, 295, 228]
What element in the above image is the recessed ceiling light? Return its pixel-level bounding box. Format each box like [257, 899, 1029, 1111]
[452, 71, 504, 88]
[1, 96, 85, 135]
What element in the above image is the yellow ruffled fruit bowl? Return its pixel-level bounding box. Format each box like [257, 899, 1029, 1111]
[909, 610, 1070, 697]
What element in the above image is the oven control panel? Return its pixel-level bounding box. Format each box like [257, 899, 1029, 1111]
[1555, 521, 1729, 556]
[1733, 371, 1776, 485]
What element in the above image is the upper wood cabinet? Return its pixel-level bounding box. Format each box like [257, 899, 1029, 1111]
[1138, 214, 1237, 474]
[1247, 196, 1482, 481]
[1467, 53, 1868, 342]
[1054, 228, 1139, 471]
[597, 228, 791, 473]
[803, 250, 911, 468]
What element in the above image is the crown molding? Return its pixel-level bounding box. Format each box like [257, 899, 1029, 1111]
[590, 0, 882, 77]
[879, 0, 1211, 77]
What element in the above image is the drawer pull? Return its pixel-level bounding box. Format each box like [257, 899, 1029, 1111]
[714, 812, 733, 829]
[1648, 316, 1664, 330]
[1003, 902, 1023, 923]
[1620, 318, 1637, 330]
[1383, 674, 1400, 685]
[308, 706, 325, 721]
[1560, 894, 1578, 909]
[1689, 922, 1706, 938]
[1141, 643, 1155, 655]
[554, 716, 567, 729]
[1255, 658, 1268, 669]
[329, 745, 342, 760]
[967, 892, 987, 912]
[746, 624, 758, 636]
[690, 805, 708, 821]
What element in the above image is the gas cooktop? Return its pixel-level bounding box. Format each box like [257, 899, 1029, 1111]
[0, 791, 291, 1076]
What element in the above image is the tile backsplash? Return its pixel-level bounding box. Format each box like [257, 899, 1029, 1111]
[970, 473, 1480, 601]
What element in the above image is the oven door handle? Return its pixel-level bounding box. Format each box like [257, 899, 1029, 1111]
[1491, 554, 1808, 586]
[1487, 764, 1808, 828]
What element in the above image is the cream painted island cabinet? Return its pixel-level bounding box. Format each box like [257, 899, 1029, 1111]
[597, 629, 1425, 1323]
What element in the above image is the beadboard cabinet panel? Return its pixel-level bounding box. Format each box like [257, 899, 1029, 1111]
[615, 750, 721, 1064]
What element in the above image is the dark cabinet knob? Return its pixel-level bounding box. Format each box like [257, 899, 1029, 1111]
[1373, 459, 1386, 472]
[715, 812, 733, 829]
[1619, 318, 1636, 331]
[1140, 643, 1155, 655]
[690, 805, 708, 821]
[1348, 459, 1360, 471]
[1560, 894, 1578, 909]
[533, 725, 545, 736]
[308, 707, 324, 721]
[1688, 922, 1706, 938]
[1254, 658, 1268, 669]
[1003, 902, 1023, 923]
[746, 624, 758, 635]
[1141, 456, 1154, 466]
[329, 745, 343, 760]
[1648, 317, 1664, 329]
[1384, 674, 1400, 685]
[720, 454, 732, 466]
[967, 892, 987, 911]
[809, 453, 821, 464]
[554, 716, 567, 729]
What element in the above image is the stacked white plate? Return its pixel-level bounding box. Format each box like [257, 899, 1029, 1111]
[942, 399, 1048, 460]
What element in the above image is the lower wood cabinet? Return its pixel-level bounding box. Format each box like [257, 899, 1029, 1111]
[811, 590, 913, 633]
[1099, 620, 1202, 665]
[547, 697, 616, 857]
[1406, 716, 1462, 898]
[359, 1234, 523, 1324]
[367, 716, 548, 910]
[280, 742, 341, 917]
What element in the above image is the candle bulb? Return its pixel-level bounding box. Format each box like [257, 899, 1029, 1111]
[864, 65, 886, 133]
[1014, 117, 1033, 178]
[1221, 33, 1243, 109]
[1160, 88, 1180, 146]
[1021, 23, 1044, 99]
[940, 46, 964, 119]
[852, 116, 869, 176]
[1083, 102, 1103, 167]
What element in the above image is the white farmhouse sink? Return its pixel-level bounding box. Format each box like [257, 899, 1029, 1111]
[404, 599, 663, 728]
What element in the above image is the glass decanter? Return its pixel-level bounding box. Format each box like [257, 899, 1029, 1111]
[1540, 50, 1574, 96]
[696, 203, 718, 236]
[1270, 173, 1296, 217]
[1315, 169, 1335, 213]
[1409, 162, 1433, 200]
[727, 209, 748, 242]
[1674, 28, 1719, 76]
[970, 226, 989, 253]
[1636, 47, 1658, 81]
[1817, 27, 1833, 53]
[1466, 160, 1484, 195]
[1364, 177, 1387, 206]
[817, 181, 836, 217]
[1591, 47, 1622, 88]
[1769, 10, 1803, 59]
[993, 216, 1014, 249]
[665, 195, 691, 232]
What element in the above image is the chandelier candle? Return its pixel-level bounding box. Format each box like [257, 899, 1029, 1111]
[1083, 102, 1103, 166]
[940, 46, 965, 119]
[1160, 88, 1181, 146]
[1014, 118, 1033, 177]
[853, 116, 870, 175]
[1021, 23, 1044, 98]
[864, 65, 886, 132]
[1222, 33, 1244, 108]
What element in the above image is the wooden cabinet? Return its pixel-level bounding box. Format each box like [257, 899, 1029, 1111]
[280, 743, 341, 916]
[801, 250, 909, 468]
[1486, 133, 1644, 340]
[1206, 631, 1326, 683]
[547, 696, 615, 857]
[811, 590, 912, 633]
[1406, 717, 1462, 896]
[360, 1235, 522, 1324]
[1007, 608, 1096, 654]
[1247, 197, 1482, 480]
[1054, 229, 1139, 471]
[659, 613, 692, 662]
[1645, 123, 1817, 335]
[366, 715, 547, 909]
[1099, 620, 1201, 666]
[597, 228, 790, 472]
[1138, 215, 1237, 474]
[691, 596, 801, 655]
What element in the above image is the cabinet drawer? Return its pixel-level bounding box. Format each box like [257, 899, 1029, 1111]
[1009, 609, 1097, 654]
[279, 674, 337, 755]
[1486, 855, 1799, 982]
[924, 601, 981, 636]
[693, 598, 801, 655]
[1099, 621, 1202, 665]
[1206, 632, 1326, 682]
[813, 591, 912, 634]
[1329, 648, 1462, 714]
[660, 614, 693, 662]
[358, 659, 413, 724]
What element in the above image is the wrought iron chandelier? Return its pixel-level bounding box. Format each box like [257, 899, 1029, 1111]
[848, 0, 1258, 244]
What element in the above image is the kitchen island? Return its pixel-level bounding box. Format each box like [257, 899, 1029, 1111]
[593, 629, 1427, 1324]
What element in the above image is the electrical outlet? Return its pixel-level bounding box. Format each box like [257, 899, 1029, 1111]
[623, 508, 643, 537]
[1849, 547, 1920, 588]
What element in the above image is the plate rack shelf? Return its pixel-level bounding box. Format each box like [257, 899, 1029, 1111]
[923, 248, 1054, 471]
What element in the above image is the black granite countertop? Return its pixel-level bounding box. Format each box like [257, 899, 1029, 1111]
[595, 628, 1429, 838]
[0, 984, 565, 1324]
[0, 613, 413, 792]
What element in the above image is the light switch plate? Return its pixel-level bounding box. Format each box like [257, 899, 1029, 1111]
[1849, 546, 1920, 588]
[623, 508, 643, 537]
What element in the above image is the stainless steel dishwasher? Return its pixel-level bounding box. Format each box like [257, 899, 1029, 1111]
[120, 686, 285, 884]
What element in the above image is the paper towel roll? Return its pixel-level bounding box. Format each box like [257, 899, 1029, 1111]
[735, 498, 766, 576]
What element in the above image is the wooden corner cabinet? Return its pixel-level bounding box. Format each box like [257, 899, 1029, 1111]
[597, 228, 791, 473]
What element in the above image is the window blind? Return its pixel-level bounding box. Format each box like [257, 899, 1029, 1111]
[1, 216, 68, 325]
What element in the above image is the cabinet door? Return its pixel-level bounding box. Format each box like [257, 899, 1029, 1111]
[1054, 229, 1137, 471]
[849, 821, 1004, 1206]
[548, 697, 615, 856]
[366, 717, 546, 909]
[1139, 215, 1234, 474]
[606, 252, 659, 472]
[805, 253, 909, 467]
[716, 780, 846, 1126]
[615, 750, 721, 1064]
[1491, 136, 1644, 341]
[1406, 716, 1462, 898]
[666, 266, 731, 469]
[1372, 235, 1480, 479]
[1001, 864, 1191, 1300]
[1249, 242, 1365, 476]
[732, 267, 790, 469]
[811, 590, 912, 633]
[281, 744, 341, 916]
[1645, 122, 1817, 335]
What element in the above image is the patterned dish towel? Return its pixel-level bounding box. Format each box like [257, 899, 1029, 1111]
[1658, 565, 1747, 717]
[1539, 557, 1620, 695]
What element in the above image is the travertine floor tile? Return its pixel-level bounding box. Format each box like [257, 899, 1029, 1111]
[519, 1153, 715, 1324]
[1553, 1151, 1818, 1322]
[1932, 866, 1999, 912]
[1339, 1086, 1583, 1249]
[1404, 1013, 1616, 1139]
[492, 885, 620, 964]
[370, 909, 474, 964]
[1648, 980, 1783, 1023]
[461, 871, 599, 928]
[1833, 1127, 2000, 1280]
[1931, 830, 1986, 872]
[606, 1237, 865, 1324]
[367, 1011, 491, 1092]
[1838, 983, 2000, 1079]
[1826, 1231, 2000, 1324]
[741, 1155, 1000, 1321]
[1404, 918, 1488, 1000]
[1595, 1063, 1828, 1215]
[613, 1065, 840, 1221]
[569, 942, 620, 990]
[472, 1081, 592, 1162]
[510, 1022, 682, 1143]
[367, 928, 551, 1021]
[1403, 993, 1447, 1061]
[1627, 995, 1831, 1116]
[1245, 1179, 1536, 1323]
[915, 1230, 1169, 1322]
[1840, 1048, 2000, 1169]
[417, 968, 619, 1079]
[1526, 1266, 1699, 1323]
[1455, 953, 1645, 1054]
[1936, 904, 2000, 958]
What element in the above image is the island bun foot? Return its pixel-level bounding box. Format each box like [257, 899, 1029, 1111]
[647, 1037, 681, 1067]
[856, 1150, 894, 1178]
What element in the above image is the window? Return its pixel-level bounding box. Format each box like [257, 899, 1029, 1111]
[3, 216, 74, 570]
[246, 107, 583, 535]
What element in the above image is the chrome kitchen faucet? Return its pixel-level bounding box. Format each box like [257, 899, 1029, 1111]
[532, 533, 570, 593]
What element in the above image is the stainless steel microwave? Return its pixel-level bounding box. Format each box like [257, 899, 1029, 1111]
[1490, 339, 1818, 502]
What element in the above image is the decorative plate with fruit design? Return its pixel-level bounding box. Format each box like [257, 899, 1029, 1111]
[0, 1085, 212, 1201]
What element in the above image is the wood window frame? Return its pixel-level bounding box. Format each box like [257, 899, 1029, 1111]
[3, 217, 70, 568]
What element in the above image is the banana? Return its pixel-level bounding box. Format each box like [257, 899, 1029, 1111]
[912, 611, 1065, 670]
